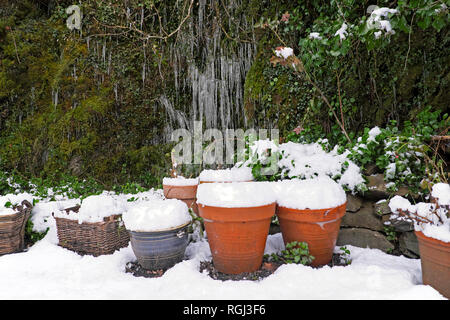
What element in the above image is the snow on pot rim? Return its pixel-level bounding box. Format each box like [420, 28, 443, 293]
[162, 176, 199, 186]
[273, 177, 347, 210]
[198, 167, 253, 183]
[122, 199, 192, 232]
[196, 181, 276, 208]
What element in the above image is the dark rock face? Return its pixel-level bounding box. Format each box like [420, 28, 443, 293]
[399, 232, 420, 258]
[346, 194, 363, 212]
[341, 200, 384, 232]
[337, 228, 395, 253]
[363, 174, 419, 201]
[337, 192, 420, 258]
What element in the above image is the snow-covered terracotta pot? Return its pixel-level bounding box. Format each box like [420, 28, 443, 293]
[276, 203, 347, 266]
[273, 178, 347, 266]
[163, 177, 199, 214]
[122, 199, 192, 270]
[197, 182, 275, 274]
[415, 230, 450, 298]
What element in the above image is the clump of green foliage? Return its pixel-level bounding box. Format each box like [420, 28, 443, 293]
[339, 246, 352, 265]
[285, 107, 448, 194]
[246, 0, 448, 144]
[265, 241, 315, 265]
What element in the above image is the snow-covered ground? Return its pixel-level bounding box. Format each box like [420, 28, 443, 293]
[0, 232, 445, 300]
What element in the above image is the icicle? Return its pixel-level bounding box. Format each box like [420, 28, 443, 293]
[142, 43, 146, 85]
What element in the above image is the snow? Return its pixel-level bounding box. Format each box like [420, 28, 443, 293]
[389, 186, 450, 243]
[367, 126, 382, 142]
[50, 189, 165, 224]
[372, 7, 398, 18]
[308, 32, 322, 40]
[389, 195, 416, 214]
[432, 183, 450, 206]
[278, 142, 364, 192]
[199, 167, 253, 182]
[435, 3, 447, 13]
[273, 177, 346, 210]
[196, 182, 276, 208]
[0, 206, 15, 216]
[163, 176, 199, 186]
[0, 232, 445, 299]
[274, 47, 294, 60]
[53, 193, 125, 224]
[249, 139, 279, 163]
[335, 22, 348, 40]
[421, 222, 450, 243]
[385, 163, 396, 180]
[0, 192, 33, 216]
[368, 7, 398, 37]
[122, 199, 191, 232]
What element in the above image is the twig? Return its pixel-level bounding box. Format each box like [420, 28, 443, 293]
[336, 70, 346, 133]
[10, 29, 21, 64]
[303, 71, 351, 143]
[92, 0, 194, 41]
[403, 12, 415, 72]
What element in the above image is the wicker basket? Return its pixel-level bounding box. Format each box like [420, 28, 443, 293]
[0, 200, 32, 256]
[54, 205, 130, 257]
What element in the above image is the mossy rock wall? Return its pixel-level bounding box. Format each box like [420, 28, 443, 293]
[0, 1, 448, 186]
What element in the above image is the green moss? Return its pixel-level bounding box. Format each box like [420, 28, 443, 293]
[0, 0, 448, 188]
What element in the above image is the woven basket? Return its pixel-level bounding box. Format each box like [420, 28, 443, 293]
[0, 200, 32, 256]
[54, 205, 130, 257]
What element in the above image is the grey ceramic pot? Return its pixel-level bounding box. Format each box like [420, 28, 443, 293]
[128, 221, 190, 270]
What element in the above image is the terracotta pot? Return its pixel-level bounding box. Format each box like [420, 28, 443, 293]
[415, 230, 450, 298]
[163, 184, 198, 214]
[198, 202, 276, 274]
[276, 202, 347, 266]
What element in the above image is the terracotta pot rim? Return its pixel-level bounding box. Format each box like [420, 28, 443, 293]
[198, 203, 276, 222]
[415, 230, 450, 247]
[163, 183, 198, 187]
[197, 202, 276, 210]
[127, 221, 191, 234]
[276, 201, 347, 213]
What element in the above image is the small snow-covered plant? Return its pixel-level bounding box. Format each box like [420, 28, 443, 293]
[244, 139, 281, 182]
[266, 241, 315, 265]
[389, 183, 450, 241]
[188, 208, 204, 240]
[339, 246, 352, 265]
[343, 107, 448, 194]
[240, 138, 366, 192]
[347, 124, 428, 192]
[3, 201, 13, 208]
[278, 141, 365, 193]
[25, 219, 49, 244]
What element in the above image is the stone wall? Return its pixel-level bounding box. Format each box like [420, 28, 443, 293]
[335, 174, 421, 258]
[337, 193, 419, 259]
